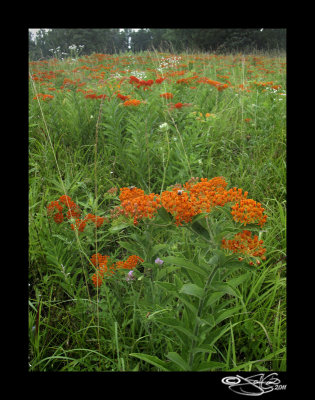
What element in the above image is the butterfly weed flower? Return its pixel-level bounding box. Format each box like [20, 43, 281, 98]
[59, 195, 81, 219]
[156, 77, 166, 84]
[231, 198, 268, 227]
[117, 93, 130, 101]
[123, 99, 141, 107]
[91, 254, 114, 287]
[221, 230, 266, 263]
[118, 187, 161, 225]
[71, 218, 87, 232]
[47, 200, 64, 224]
[84, 213, 105, 228]
[160, 92, 174, 99]
[116, 255, 144, 270]
[90, 253, 143, 287]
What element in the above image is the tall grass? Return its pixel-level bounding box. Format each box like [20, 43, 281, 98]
[28, 50, 286, 371]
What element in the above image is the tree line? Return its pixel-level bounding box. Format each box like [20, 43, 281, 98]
[29, 28, 286, 60]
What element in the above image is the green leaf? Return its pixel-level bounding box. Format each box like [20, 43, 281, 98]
[190, 220, 210, 241]
[157, 206, 173, 223]
[156, 266, 180, 280]
[151, 243, 168, 256]
[155, 281, 179, 294]
[206, 322, 241, 347]
[195, 361, 226, 371]
[118, 240, 142, 255]
[158, 318, 199, 341]
[109, 222, 130, 233]
[163, 256, 207, 277]
[214, 306, 243, 325]
[196, 315, 215, 328]
[226, 272, 251, 288]
[129, 353, 170, 371]
[180, 283, 205, 299]
[211, 283, 239, 298]
[166, 352, 190, 371]
[178, 294, 198, 315]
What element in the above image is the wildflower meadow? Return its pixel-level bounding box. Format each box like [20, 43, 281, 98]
[29, 49, 286, 372]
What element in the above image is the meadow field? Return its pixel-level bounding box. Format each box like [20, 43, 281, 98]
[28, 50, 286, 372]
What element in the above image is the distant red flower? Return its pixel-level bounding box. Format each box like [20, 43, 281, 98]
[84, 213, 105, 228]
[156, 77, 166, 84]
[160, 92, 174, 99]
[71, 218, 87, 232]
[117, 93, 130, 101]
[123, 99, 141, 107]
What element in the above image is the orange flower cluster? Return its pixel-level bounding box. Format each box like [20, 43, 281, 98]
[91, 253, 144, 287]
[91, 254, 114, 287]
[47, 195, 81, 224]
[46, 195, 107, 231]
[221, 230, 266, 262]
[161, 188, 196, 225]
[71, 218, 87, 232]
[161, 177, 233, 225]
[33, 93, 54, 100]
[160, 92, 174, 99]
[118, 186, 161, 225]
[117, 93, 130, 101]
[155, 77, 166, 84]
[85, 213, 105, 227]
[84, 93, 108, 99]
[231, 198, 267, 227]
[168, 102, 192, 110]
[71, 213, 105, 232]
[129, 75, 154, 89]
[115, 255, 144, 270]
[47, 200, 64, 223]
[176, 76, 199, 85]
[123, 99, 141, 107]
[59, 195, 81, 219]
[197, 77, 229, 91]
[116, 178, 267, 228]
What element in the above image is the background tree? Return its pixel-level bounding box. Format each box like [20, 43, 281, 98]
[28, 28, 286, 60]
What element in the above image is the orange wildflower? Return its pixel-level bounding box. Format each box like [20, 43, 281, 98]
[160, 92, 174, 99]
[71, 218, 86, 232]
[119, 186, 161, 225]
[84, 93, 97, 99]
[117, 93, 130, 101]
[161, 188, 196, 225]
[90, 253, 143, 287]
[59, 195, 81, 219]
[221, 230, 266, 261]
[156, 77, 166, 84]
[116, 255, 144, 270]
[231, 198, 268, 227]
[91, 254, 114, 287]
[123, 99, 141, 107]
[84, 213, 105, 228]
[47, 200, 64, 224]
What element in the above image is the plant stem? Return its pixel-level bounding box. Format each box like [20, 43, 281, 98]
[188, 263, 221, 370]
